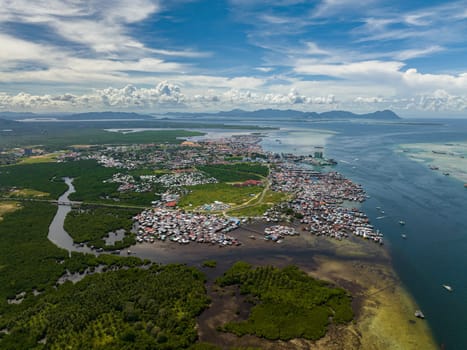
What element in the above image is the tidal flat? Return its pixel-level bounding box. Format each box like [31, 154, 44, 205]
[398, 141, 467, 183]
[130, 224, 438, 349]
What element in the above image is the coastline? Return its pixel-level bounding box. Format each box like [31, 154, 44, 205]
[129, 225, 438, 349]
[39, 126, 441, 348]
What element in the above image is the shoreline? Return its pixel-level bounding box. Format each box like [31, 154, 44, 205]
[129, 225, 438, 349]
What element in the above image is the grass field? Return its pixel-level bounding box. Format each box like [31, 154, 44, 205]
[0, 202, 20, 221]
[197, 163, 268, 182]
[178, 183, 263, 209]
[7, 188, 49, 198]
[227, 190, 288, 217]
[18, 152, 63, 164]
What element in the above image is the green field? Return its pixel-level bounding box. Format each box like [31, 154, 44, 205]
[178, 183, 263, 209]
[17, 152, 63, 164]
[227, 190, 288, 217]
[217, 262, 353, 341]
[197, 163, 268, 182]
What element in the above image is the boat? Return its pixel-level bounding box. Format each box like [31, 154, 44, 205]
[414, 310, 425, 319]
[401, 234, 407, 239]
[442, 284, 453, 292]
[399, 220, 405, 225]
[443, 172, 450, 176]
[376, 216, 386, 220]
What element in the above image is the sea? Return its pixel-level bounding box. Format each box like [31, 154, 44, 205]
[257, 118, 467, 350]
[166, 115, 467, 348]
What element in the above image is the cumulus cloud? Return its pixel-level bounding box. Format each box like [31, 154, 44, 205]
[0, 83, 339, 111]
[2, 81, 467, 114]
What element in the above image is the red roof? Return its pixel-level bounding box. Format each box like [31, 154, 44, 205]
[165, 201, 177, 207]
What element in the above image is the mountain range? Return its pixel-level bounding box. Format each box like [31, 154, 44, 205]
[0, 109, 401, 121]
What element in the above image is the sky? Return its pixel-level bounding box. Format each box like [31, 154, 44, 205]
[0, 0, 467, 116]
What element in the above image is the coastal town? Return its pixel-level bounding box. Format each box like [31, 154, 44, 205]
[0, 132, 384, 249]
[68, 133, 383, 249]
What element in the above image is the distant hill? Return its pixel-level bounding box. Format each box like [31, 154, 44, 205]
[0, 112, 37, 120]
[0, 109, 401, 122]
[58, 111, 155, 120]
[166, 108, 401, 120]
[318, 109, 400, 120]
[0, 118, 21, 127]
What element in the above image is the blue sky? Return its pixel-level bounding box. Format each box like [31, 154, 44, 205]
[0, 0, 467, 115]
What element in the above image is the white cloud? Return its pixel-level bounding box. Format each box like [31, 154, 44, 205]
[0, 0, 160, 55]
[2, 80, 467, 114]
[0, 83, 338, 111]
[0, 0, 207, 85]
[313, 0, 378, 17]
[294, 60, 405, 80]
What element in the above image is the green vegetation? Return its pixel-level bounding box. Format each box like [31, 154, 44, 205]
[0, 160, 112, 199]
[0, 202, 147, 306]
[202, 260, 217, 268]
[227, 190, 288, 217]
[18, 152, 63, 164]
[0, 202, 69, 302]
[64, 207, 140, 250]
[0, 264, 210, 349]
[0, 128, 203, 151]
[5, 188, 49, 198]
[178, 183, 263, 209]
[216, 262, 353, 341]
[197, 163, 268, 182]
[0, 160, 162, 206]
[0, 202, 20, 221]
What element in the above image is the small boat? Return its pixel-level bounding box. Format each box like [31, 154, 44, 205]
[399, 220, 406, 225]
[376, 216, 386, 220]
[401, 234, 407, 239]
[443, 172, 450, 176]
[414, 310, 425, 319]
[442, 284, 453, 292]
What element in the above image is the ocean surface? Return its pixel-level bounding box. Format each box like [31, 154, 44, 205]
[258, 118, 467, 349]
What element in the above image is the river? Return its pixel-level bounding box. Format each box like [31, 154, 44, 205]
[47, 177, 94, 255]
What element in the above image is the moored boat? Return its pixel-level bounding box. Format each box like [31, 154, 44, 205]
[442, 284, 453, 292]
[415, 310, 425, 319]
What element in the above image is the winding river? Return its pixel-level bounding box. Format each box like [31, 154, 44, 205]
[47, 177, 94, 255]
